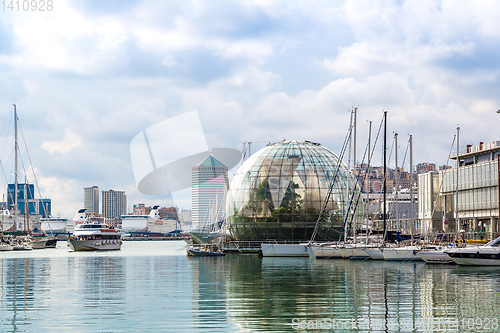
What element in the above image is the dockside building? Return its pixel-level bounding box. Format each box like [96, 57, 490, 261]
[418, 140, 500, 239]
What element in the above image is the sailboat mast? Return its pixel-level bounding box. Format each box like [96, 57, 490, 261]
[345, 110, 353, 243]
[13, 104, 19, 232]
[365, 120, 372, 244]
[24, 179, 29, 234]
[353, 107, 357, 243]
[383, 111, 387, 243]
[409, 135, 414, 238]
[456, 126, 460, 234]
[395, 133, 399, 231]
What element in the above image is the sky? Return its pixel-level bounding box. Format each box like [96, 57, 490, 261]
[0, 0, 499, 218]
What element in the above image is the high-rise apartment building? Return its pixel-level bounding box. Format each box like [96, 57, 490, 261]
[191, 155, 229, 231]
[84, 186, 99, 214]
[102, 189, 127, 219]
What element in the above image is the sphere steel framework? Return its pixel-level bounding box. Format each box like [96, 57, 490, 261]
[226, 140, 361, 242]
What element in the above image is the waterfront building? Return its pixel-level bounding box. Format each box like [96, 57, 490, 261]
[102, 190, 127, 219]
[179, 209, 192, 230]
[226, 140, 360, 242]
[418, 140, 500, 239]
[159, 206, 179, 220]
[132, 203, 148, 215]
[7, 183, 51, 217]
[84, 186, 99, 214]
[191, 155, 229, 231]
[439, 165, 452, 171]
[417, 171, 446, 235]
[416, 162, 436, 174]
[129, 204, 179, 221]
[364, 187, 418, 234]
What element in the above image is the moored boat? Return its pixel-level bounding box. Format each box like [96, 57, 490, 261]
[121, 205, 179, 236]
[12, 237, 33, 250]
[382, 244, 423, 261]
[444, 236, 500, 266]
[308, 244, 343, 259]
[44, 237, 58, 248]
[363, 247, 385, 260]
[418, 245, 455, 264]
[187, 248, 225, 256]
[261, 243, 310, 257]
[0, 243, 13, 251]
[40, 216, 74, 240]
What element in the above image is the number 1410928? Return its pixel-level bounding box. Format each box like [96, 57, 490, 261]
[2, 0, 53, 11]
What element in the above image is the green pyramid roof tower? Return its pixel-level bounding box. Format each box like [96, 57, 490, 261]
[195, 154, 226, 167]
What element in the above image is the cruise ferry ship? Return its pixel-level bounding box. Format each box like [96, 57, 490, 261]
[68, 218, 122, 251]
[40, 216, 75, 239]
[121, 206, 180, 236]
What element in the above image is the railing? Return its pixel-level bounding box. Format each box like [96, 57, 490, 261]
[450, 141, 500, 158]
[424, 230, 498, 244]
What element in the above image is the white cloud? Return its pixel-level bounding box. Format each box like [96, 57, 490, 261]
[41, 130, 82, 154]
[0, 0, 499, 218]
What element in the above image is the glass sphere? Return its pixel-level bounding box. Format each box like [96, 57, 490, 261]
[226, 140, 360, 242]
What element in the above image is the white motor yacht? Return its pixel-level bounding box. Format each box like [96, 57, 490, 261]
[444, 236, 500, 266]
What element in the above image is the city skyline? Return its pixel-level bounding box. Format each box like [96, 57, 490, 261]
[0, 1, 499, 218]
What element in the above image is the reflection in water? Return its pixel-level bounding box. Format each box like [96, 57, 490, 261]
[1, 243, 500, 332]
[221, 257, 500, 332]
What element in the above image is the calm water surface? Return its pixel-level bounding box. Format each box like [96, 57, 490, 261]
[1, 241, 500, 332]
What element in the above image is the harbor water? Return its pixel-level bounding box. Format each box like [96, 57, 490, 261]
[1, 241, 500, 332]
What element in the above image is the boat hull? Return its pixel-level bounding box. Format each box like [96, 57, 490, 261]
[382, 246, 423, 261]
[189, 232, 224, 244]
[0, 244, 13, 251]
[68, 239, 122, 251]
[261, 244, 309, 257]
[445, 249, 500, 266]
[339, 245, 371, 259]
[44, 238, 58, 248]
[308, 245, 342, 259]
[364, 248, 384, 260]
[32, 239, 48, 249]
[187, 249, 225, 256]
[418, 249, 454, 264]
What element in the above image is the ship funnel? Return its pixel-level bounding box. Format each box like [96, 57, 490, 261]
[73, 209, 87, 223]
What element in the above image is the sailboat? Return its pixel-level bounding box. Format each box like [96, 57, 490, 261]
[417, 128, 462, 264]
[307, 110, 389, 260]
[1, 105, 52, 250]
[189, 185, 228, 245]
[381, 133, 423, 261]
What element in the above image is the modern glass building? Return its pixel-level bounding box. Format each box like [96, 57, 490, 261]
[226, 140, 361, 242]
[7, 183, 51, 217]
[192, 155, 229, 231]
